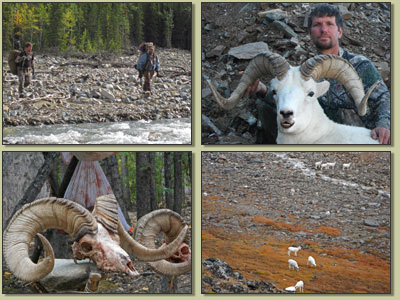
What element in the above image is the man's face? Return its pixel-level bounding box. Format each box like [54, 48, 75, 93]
[148, 47, 154, 54]
[26, 45, 32, 54]
[310, 16, 343, 51]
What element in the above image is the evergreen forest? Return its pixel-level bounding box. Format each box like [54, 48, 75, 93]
[2, 2, 192, 53]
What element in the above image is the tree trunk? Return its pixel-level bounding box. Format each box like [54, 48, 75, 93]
[149, 152, 157, 211]
[121, 153, 132, 210]
[57, 155, 79, 198]
[4, 152, 58, 230]
[101, 155, 131, 226]
[136, 152, 151, 220]
[164, 152, 173, 210]
[173, 152, 183, 214]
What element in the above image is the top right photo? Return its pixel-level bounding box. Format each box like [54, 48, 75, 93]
[201, 2, 391, 145]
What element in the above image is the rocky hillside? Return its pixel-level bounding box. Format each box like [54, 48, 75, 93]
[201, 2, 390, 144]
[202, 152, 390, 293]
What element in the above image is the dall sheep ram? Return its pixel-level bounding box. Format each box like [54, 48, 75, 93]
[285, 286, 297, 292]
[207, 51, 380, 144]
[315, 161, 322, 169]
[326, 162, 336, 169]
[295, 280, 304, 293]
[3, 194, 191, 283]
[320, 163, 329, 170]
[288, 259, 299, 271]
[307, 256, 317, 267]
[288, 246, 302, 256]
[342, 162, 352, 170]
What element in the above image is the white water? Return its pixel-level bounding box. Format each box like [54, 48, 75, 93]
[3, 118, 191, 144]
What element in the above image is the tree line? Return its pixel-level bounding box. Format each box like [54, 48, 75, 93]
[2, 2, 192, 53]
[3, 152, 192, 231]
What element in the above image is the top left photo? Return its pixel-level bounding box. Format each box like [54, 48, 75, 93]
[2, 2, 192, 145]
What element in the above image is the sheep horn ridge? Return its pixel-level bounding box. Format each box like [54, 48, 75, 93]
[207, 51, 290, 110]
[299, 55, 379, 116]
[3, 197, 98, 282]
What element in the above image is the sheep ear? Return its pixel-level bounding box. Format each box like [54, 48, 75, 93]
[316, 80, 330, 97]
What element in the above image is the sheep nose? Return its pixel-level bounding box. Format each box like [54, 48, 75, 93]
[280, 110, 293, 119]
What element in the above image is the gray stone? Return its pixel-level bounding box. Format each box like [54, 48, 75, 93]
[206, 45, 226, 58]
[363, 219, 380, 227]
[272, 20, 297, 38]
[338, 5, 353, 20]
[100, 89, 115, 100]
[228, 42, 270, 60]
[40, 259, 100, 291]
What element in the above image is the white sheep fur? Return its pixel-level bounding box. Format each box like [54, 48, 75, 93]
[342, 162, 352, 170]
[295, 280, 304, 292]
[315, 161, 322, 169]
[288, 259, 299, 271]
[307, 256, 317, 267]
[285, 286, 296, 292]
[326, 162, 336, 169]
[320, 163, 329, 170]
[288, 246, 302, 256]
[271, 67, 379, 144]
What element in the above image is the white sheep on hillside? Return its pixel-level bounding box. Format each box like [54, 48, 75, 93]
[285, 286, 296, 293]
[288, 246, 301, 256]
[295, 280, 304, 293]
[342, 162, 352, 170]
[307, 256, 317, 267]
[326, 162, 336, 169]
[320, 163, 329, 170]
[314, 161, 322, 169]
[288, 259, 299, 271]
[207, 51, 380, 144]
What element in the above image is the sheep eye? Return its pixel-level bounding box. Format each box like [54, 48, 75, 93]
[272, 90, 277, 95]
[308, 91, 315, 97]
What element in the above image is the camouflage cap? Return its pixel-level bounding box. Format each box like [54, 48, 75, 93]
[145, 42, 154, 49]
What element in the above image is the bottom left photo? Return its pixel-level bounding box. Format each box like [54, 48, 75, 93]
[2, 151, 192, 294]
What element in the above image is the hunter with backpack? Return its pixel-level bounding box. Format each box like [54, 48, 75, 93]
[8, 41, 35, 98]
[135, 42, 161, 95]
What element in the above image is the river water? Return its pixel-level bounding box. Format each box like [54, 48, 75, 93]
[3, 118, 191, 144]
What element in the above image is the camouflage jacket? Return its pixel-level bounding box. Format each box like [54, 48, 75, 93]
[318, 48, 390, 130]
[15, 50, 34, 69]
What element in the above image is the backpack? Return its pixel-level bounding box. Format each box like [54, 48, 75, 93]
[8, 50, 20, 75]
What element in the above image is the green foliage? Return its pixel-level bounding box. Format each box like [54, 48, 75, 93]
[2, 2, 191, 52]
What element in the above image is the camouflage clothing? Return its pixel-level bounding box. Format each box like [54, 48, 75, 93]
[15, 50, 34, 96]
[318, 48, 390, 130]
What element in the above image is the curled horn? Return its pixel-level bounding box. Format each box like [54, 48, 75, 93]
[133, 209, 191, 276]
[3, 198, 98, 282]
[300, 54, 379, 116]
[94, 194, 188, 263]
[207, 52, 290, 110]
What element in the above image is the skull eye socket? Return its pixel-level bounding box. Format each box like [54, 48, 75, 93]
[81, 241, 93, 252]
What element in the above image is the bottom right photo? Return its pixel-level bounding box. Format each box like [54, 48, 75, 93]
[201, 152, 391, 294]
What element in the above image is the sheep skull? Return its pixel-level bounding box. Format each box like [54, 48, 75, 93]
[72, 223, 139, 277]
[162, 242, 191, 263]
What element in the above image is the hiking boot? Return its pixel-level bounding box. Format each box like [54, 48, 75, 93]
[19, 93, 25, 98]
[144, 91, 151, 96]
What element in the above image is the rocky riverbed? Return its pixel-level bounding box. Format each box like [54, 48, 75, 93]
[3, 48, 191, 127]
[201, 2, 391, 144]
[202, 152, 390, 293]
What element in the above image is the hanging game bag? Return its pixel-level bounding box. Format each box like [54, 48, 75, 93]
[8, 50, 21, 75]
